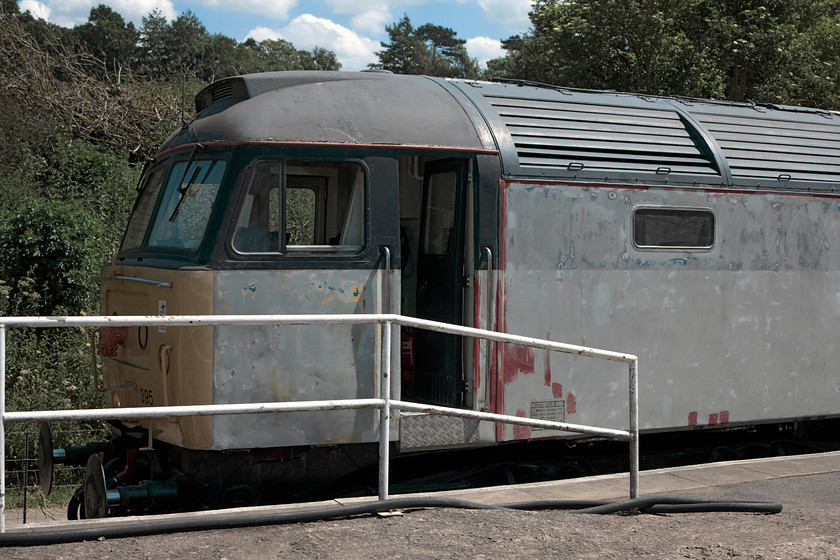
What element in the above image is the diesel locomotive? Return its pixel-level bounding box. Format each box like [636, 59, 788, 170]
[41, 71, 840, 518]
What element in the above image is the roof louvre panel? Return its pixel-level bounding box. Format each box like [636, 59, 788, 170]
[685, 107, 840, 186]
[482, 92, 721, 180]
[445, 79, 840, 191]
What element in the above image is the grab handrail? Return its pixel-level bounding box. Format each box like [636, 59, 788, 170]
[481, 246, 494, 411]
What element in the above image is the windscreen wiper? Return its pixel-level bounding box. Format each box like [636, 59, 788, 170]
[168, 144, 205, 222]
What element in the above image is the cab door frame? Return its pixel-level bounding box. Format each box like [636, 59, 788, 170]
[412, 158, 471, 407]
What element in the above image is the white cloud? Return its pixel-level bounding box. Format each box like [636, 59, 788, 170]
[466, 36, 504, 69]
[474, 0, 532, 33]
[326, 0, 533, 36]
[193, 0, 298, 21]
[108, 0, 177, 24]
[18, 0, 51, 21]
[324, 0, 425, 16]
[248, 14, 380, 71]
[17, 0, 177, 28]
[351, 9, 392, 36]
[246, 26, 281, 42]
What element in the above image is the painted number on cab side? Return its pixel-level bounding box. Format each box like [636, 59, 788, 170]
[139, 387, 154, 406]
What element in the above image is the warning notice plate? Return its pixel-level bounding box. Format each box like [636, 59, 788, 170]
[530, 400, 566, 430]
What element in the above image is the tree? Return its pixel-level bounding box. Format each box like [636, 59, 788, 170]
[500, 0, 699, 94]
[307, 47, 341, 71]
[203, 33, 245, 80]
[481, 33, 557, 83]
[168, 10, 208, 75]
[138, 9, 170, 75]
[416, 23, 478, 78]
[73, 5, 138, 74]
[0, 0, 19, 17]
[371, 16, 478, 78]
[688, 0, 840, 106]
[372, 16, 428, 74]
[488, 0, 840, 109]
[238, 38, 341, 74]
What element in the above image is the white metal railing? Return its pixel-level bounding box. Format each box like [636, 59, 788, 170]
[0, 314, 639, 532]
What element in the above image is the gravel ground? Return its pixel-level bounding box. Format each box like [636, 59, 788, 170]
[3, 472, 839, 559]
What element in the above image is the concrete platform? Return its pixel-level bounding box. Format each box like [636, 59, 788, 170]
[394, 449, 840, 505]
[6, 450, 840, 533]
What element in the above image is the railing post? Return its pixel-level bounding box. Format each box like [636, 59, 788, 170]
[629, 358, 639, 499]
[378, 321, 392, 501]
[1, 324, 6, 532]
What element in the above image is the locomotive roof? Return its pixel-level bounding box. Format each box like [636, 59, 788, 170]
[175, 71, 495, 152]
[447, 78, 840, 191]
[179, 71, 840, 192]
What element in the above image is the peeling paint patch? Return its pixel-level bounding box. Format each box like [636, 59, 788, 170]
[344, 285, 364, 303]
[242, 281, 257, 296]
[513, 409, 531, 440]
[503, 344, 535, 384]
[544, 348, 551, 386]
[551, 382, 563, 399]
[688, 411, 698, 426]
[566, 392, 576, 414]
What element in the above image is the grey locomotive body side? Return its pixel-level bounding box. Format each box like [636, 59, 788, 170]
[498, 179, 840, 439]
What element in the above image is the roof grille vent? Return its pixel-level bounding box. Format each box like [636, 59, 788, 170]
[211, 82, 234, 104]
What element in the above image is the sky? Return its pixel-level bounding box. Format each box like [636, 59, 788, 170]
[16, 0, 535, 71]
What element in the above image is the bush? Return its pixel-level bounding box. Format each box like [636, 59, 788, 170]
[40, 137, 140, 259]
[0, 196, 101, 317]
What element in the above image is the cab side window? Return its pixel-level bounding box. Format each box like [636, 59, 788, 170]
[232, 160, 366, 255]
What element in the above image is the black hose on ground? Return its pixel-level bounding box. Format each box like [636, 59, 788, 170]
[499, 496, 782, 515]
[0, 496, 782, 548]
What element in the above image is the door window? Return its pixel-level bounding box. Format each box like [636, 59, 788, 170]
[423, 170, 458, 255]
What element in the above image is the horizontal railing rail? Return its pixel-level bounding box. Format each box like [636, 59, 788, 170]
[0, 314, 639, 533]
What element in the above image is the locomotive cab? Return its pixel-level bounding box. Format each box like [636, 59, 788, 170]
[79, 71, 502, 515]
[103, 149, 491, 443]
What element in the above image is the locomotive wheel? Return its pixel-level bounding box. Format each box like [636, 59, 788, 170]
[67, 489, 87, 520]
[84, 454, 109, 518]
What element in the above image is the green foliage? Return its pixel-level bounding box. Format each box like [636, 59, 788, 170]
[0, 4, 345, 497]
[0, 197, 101, 316]
[73, 5, 138, 74]
[371, 16, 479, 78]
[40, 138, 140, 258]
[0, 0, 19, 17]
[239, 38, 342, 75]
[490, 0, 840, 109]
[134, 8, 340, 81]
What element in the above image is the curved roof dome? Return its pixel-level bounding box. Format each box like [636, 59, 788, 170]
[164, 71, 494, 151]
